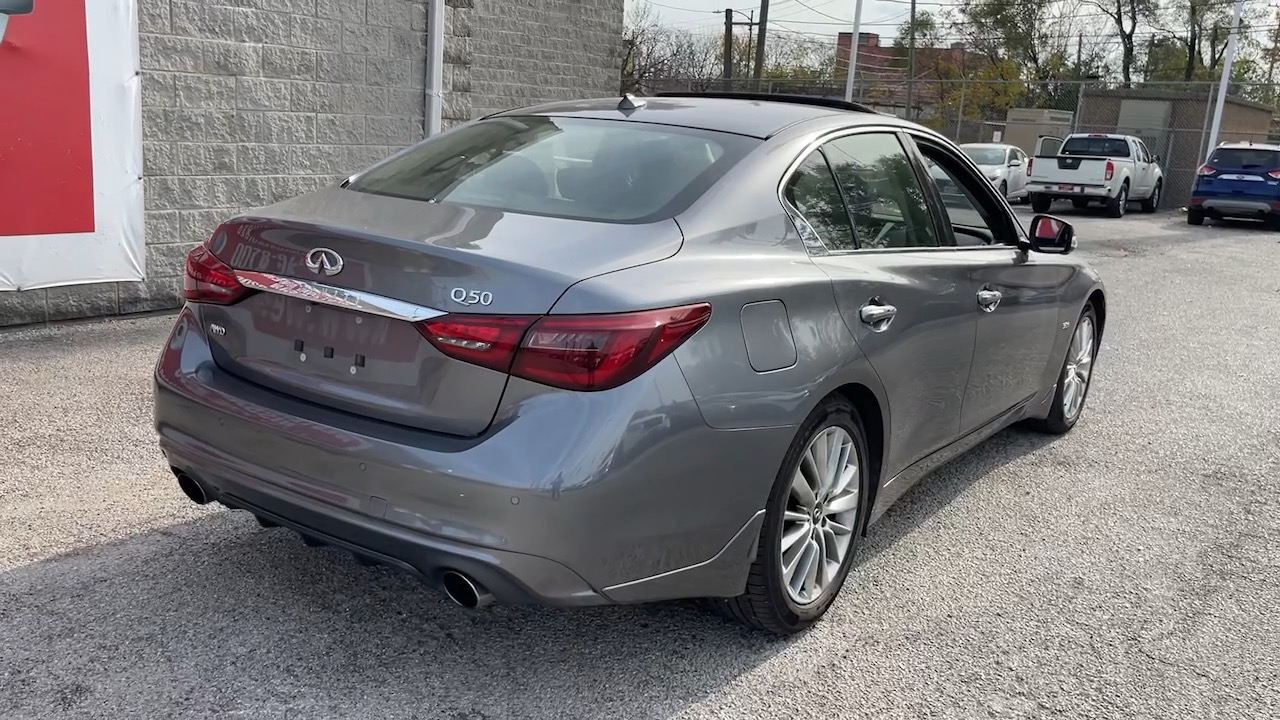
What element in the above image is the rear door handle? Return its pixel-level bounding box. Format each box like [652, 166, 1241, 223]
[859, 302, 897, 331]
[977, 289, 1002, 312]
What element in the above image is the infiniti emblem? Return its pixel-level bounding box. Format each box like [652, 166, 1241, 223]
[304, 247, 344, 277]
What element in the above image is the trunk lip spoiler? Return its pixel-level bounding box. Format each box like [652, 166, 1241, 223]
[234, 270, 447, 324]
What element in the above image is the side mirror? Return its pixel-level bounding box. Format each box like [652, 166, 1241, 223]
[1027, 214, 1075, 254]
[1008, 159, 1022, 168]
[0, 0, 33, 45]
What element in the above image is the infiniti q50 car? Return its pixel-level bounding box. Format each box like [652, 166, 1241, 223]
[154, 92, 1105, 635]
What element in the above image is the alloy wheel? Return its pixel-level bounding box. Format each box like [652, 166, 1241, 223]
[780, 426, 860, 606]
[1062, 315, 1096, 421]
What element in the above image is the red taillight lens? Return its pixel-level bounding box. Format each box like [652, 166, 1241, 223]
[415, 315, 536, 374]
[1198, 164, 1217, 176]
[417, 303, 713, 391]
[1267, 169, 1280, 180]
[1104, 160, 1114, 181]
[183, 245, 250, 305]
[1026, 157, 1033, 174]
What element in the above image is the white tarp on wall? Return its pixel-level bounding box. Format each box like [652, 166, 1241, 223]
[0, 0, 143, 291]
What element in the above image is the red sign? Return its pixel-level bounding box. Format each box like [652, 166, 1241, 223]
[0, 0, 95, 237]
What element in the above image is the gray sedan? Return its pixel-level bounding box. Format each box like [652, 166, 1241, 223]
[154, 92, 1105, 635]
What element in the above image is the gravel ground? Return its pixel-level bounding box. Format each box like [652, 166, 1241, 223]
[2, 207, 1278, 719]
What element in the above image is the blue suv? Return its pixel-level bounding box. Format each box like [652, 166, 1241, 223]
[1189, 142, 1280, 228]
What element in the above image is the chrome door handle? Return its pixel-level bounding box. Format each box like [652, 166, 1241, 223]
[859, 302, 897, 331]
[977, 289, 1002, 312]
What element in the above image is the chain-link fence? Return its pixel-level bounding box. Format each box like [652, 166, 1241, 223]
[649, 77, 1280, 210]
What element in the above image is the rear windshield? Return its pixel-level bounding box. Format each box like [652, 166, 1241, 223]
[962, 147, 1007, 165]
[1061, 137, 1131, 158]
[346, 116, 759, 223]
[1209, 148, 1280, 170]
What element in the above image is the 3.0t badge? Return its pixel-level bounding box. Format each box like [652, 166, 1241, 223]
[304, 247, 344, 277]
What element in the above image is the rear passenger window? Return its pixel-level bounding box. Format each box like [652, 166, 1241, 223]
[821, 133, 938, 249]
[783, 152, 857, 251]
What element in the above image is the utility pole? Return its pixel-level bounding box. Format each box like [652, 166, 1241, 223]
[723, 8, 733, 91]
[752, 0, 770, 90]
[955, 44, 966, 141]
[842, 0, 865, 102]
[904, 0, 916, 119]
[1076, 32, 1083, 71]
[1205, 0, 1245, 157]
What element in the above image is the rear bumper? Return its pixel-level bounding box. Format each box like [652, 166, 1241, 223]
[154, 307, 789, 606]
[1192, 197, 1276, 217]
[1026, 182, 1113, 199]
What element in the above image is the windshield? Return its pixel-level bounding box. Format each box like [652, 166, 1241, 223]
[961, 147, 1007, 165]
[1061, 137, 1131, 158]
[1209, 148, 1280, 170]
[346, 116, 759, 223]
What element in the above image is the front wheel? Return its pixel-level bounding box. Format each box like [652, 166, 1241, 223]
[999, 181, 1008, 200]
[1026, 303, 1099, 435]
[1031, 194, 1051, 213]
[711, 396, 870, 635]
[1140, 181, 1162, 213]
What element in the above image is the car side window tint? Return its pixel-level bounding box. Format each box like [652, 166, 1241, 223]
[782, 151, 857, 251]
[915, 139, 1018, 247]
[821, 133, 938, 249]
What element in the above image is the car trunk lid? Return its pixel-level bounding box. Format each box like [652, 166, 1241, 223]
[200, 187, 684, 436]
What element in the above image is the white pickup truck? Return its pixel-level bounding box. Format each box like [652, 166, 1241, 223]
[1025, 133, 1164, 218]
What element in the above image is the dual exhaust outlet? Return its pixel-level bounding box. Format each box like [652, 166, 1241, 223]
[173, 469, 494, 609]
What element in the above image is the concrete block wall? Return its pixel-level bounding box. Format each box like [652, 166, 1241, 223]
[0, 0, 624, 328]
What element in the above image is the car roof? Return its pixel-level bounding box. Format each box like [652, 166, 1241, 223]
[483, 94, 902, 140]
[1215, 141, 1280, 152]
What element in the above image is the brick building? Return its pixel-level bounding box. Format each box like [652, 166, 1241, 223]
[835, 31, 984, 117]
[0, 0, 623, 328]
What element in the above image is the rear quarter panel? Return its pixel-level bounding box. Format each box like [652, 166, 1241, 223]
[549, 123, 889, 435]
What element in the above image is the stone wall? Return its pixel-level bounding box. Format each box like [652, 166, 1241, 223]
[0, 0, 623, 328]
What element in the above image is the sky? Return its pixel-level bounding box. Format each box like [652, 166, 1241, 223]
[626, 0, 912, 43]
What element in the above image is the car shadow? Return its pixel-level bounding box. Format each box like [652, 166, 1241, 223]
[858, 427, 1059, 563]
[0, 510, 790, 718]
[0, 427, 1059, 718]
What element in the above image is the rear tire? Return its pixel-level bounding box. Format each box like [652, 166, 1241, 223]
[1031, 194, 1051, 213]
[1026, 303, 1099, 436]
[711, 395, 870, 635]
[1106, 183, 1128, 218]
[999, 181, 1008, 200]
[1140, 180, 1162, 213]
[1187, 208, 1205, 226]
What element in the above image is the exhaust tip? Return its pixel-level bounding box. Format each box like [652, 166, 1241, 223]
[441, 570, 494, 609]
[174, 471, 211, 505]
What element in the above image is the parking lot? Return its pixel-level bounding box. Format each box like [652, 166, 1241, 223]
[2, 206, 1278, 719]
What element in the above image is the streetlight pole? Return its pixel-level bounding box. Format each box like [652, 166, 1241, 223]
[1205, 0, 1245, 157]
[842, 0, 864, 102]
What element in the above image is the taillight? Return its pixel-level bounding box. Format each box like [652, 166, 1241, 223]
[1026, 157, 1033, 175]
[183, 245, 250, 305]
[417, 303, 713, 391]
[1198, 164, 1217, 176]
[1104, 160, 1114, 181]
[1267, 169, 1280, 180]
[415, 315, 535, 374]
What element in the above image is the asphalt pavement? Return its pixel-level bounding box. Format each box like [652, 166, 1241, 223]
[2, 206, 1279, 719]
